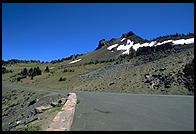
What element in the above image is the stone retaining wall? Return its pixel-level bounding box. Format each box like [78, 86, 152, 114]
[46, 93, 77, 131]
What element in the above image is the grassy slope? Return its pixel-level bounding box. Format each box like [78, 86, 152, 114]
[2, 57, 111, 90]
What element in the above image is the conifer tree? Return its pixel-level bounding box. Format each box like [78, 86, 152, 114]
[45, 66, 50, 72]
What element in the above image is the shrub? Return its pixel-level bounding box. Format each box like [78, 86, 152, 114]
[63, 69, 74, 72]
[17, 77, 21, 81]
[77, 99, 80, 104]
[2, 67, 12, 74]
[17, 75, 27, 81]
[2, 67, 7, 73]
[54, 103, 64, 112]
[21, 125, 41, 131]
[59, 77, 66, 81]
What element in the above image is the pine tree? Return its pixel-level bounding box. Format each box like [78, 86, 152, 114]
[59, 77, 63, 81]
[29, 68, 33, 77]
[2, 67, 7, 73]
[36, 66, 42, 75]
[45, 66, 50, 72]
[21, 68, 28, 76]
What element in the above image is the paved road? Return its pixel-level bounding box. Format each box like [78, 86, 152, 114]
[3, 83, 194, 131]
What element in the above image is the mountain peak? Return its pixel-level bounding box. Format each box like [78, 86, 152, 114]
[121, 31, 135, 38]
[95, 31, 147, 50]
[95, 39, 110, 50]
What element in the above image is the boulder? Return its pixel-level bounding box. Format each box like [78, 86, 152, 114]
[58, 98, 67, 105]
[28, 99, 39, 106]
[108, 82, 115, 86]
[160, 68, 166, 71]
[51, 102, 58, 107]
[145, 74, 150, 79]
[35, 105, 53, 113]
[16, 120, 21, 125]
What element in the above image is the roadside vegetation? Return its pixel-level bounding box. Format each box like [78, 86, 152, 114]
[21, 125, 41, 131]
[2, 67, 13, 74]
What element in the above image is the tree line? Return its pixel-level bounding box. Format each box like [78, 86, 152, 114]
[152, 33, 194, 42]
[2, 53, 84, 65]
[2, 59, 42, 65]
[50, 54, 83, 64]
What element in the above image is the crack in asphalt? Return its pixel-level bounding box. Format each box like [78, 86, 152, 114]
[93, 108, 112, 114]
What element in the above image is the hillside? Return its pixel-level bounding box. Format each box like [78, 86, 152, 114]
[2, 84, 67, 131]
[2, 31, 194, 95]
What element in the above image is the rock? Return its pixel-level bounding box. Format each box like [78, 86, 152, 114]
[122, 31, 135, 38]
[164, 84, 171, 88]
[28, 99, 39, 106]
[16, 120, 21, 125]
[187, 52, 191, 56]
[24, 116, 38, 125]
[108, 82, 115, 86]
[169, 72, 174, 76]
[160, 68, 166, 71]
[51, 102, 58, 107]
[58, 98, 67, 105]
[2, 113, 8, 117]
[152, 74, 162, 78]
[145, 74, 150, 79]
[35, 105, 53, 113]
[31, 110, 37, 116]
[178, 61, 183, 64]
[145, 79, 152, 83]
[150, 82, 156, 89]
[177, 78, 183, 84]
[95, 39, 109, 50]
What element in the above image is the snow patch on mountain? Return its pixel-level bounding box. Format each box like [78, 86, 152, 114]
[148, 41, 157, 47]
[107, 37, 194, 55]
[121, 38, 126, 42]
[133, 41, 157, 51]
[117, 39, 134, 55]
[107, 44, 119, 50]
[155, 40, 173, 46]
[69, 59, 82, 64]
[172, 38, 194, 45]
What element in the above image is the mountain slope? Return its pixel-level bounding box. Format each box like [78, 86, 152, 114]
[74, 31, 194, 66]
[2, 31, 194, 95]
[75, 43, 194, 95]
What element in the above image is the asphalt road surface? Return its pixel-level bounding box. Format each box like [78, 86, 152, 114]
[3, 83, 194, 131]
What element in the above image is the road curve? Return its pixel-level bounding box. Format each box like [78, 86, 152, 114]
[3, 83, 194, 131]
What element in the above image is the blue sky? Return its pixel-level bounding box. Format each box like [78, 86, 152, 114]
[2, 3, 194, 62]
